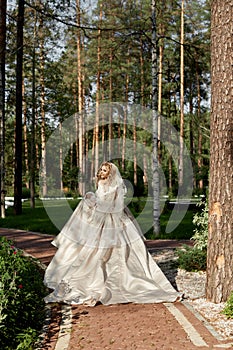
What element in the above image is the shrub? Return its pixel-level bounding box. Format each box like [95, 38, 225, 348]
[176, 201, 208, 271]
[21, 187, 31, 199]
[192, 201, 208, 250]
[0, 237, 47, 350]
[175, 244, 207, 271]
[222, 291, 233, 319]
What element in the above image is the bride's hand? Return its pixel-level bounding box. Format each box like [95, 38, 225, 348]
[85, 192, 93, 199]
[84, 192, 96, 207]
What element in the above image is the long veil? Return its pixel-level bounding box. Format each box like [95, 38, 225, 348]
[52, 162, 145, 249]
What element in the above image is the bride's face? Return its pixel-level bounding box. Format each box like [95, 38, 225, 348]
[99, 165, 111, 180]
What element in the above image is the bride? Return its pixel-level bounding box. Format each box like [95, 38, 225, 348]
[44, 162, 182, 306]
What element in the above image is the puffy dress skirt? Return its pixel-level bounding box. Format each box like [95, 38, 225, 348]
[44, 198, 181, 306]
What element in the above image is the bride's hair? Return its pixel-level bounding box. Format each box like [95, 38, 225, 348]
[96, 162, 112, 184]
[96, 162, 126, 194]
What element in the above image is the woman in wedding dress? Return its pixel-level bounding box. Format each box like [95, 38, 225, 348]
[44, 162, 182, 306]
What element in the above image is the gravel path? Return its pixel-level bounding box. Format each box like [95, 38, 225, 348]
[152, 248, 233, 340]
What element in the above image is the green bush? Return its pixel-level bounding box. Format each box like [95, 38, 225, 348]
[222, 291, 233, 319]
[192, 201, 208, 250]
[175, 245, 207, 271]
[21, 187, 31, 199]
[175, 201, 208, 271]
[0, 236, 47, 350]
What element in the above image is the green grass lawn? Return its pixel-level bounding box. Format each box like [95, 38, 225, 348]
[128, 199, 196, 240]
[158, 208, 195, 240]
[0, 198, 197, 240]
[0, 199, 80, 235]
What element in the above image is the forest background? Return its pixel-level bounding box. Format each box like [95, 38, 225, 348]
[1, 0, 210, 214]
[1, 0, 233, 305]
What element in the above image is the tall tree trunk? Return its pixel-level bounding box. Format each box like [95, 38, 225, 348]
[122, 63, 129, 171]
[125, 45, 137, 185]
[93, 4, 102, 177]
[35, 110, 39, 171]
[76, 0, 85, 195]
[14, 0, 24, 215]
[133, 114, 137, 186]
[167, 67, 173, 194]
[30, 16, 36, 209]
[206, 0, 233, 303]
[73, 83, 79, 175]
[188, 82, 195, 190]
[39, 14, 47, 197]
[59, 120, 63, 192]
[109, 47, 113, 160]
[157, 0, 165, 162]
[178, 0, 184, 189]
[152, 0, 160, 235]
[140, 35, 149, 187]
[157, 42, 163, 162]
[122, 103, 127, 171]
[140, 36, 144, 107]
[22, 78, 29, 188]
[197, 132, 203, 189]
[0, 0, 6, 218]
[168, 155, 173, 192]
[196, 60, 203, 190]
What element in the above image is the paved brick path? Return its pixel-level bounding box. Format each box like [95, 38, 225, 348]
[0, 228, 232, 350]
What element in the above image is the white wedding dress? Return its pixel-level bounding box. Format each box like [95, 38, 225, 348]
[44, 163, 181, 306]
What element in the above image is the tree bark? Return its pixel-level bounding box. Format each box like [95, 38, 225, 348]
[157, 0, 166, 162]
[30, 16, 37, 209]
[152, 0, 160, 235]
[76, 0, 85, 195]
[206, 0, 233, 303]
[59, 121, 63, 192]
[109, 47, 113, 160]
[195, 57, 203, 190]
[39, 13, 47, 197]
[22, 78, 29, 188]
[14, 0, 24, 215]
[133, 113, 137, 186]
[0, 0, 6, 218]
[179, 0, 184, 189]
[93, 4, 102, 178]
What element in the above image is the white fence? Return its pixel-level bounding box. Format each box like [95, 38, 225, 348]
[4, 197, 28, 209]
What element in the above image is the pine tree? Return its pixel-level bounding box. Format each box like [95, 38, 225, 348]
[206, 0, 233, 303]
